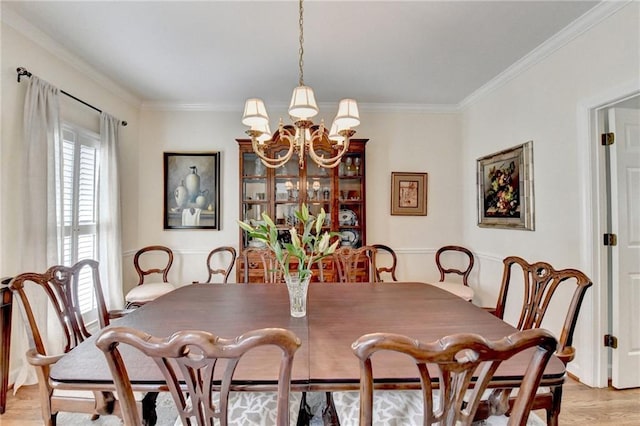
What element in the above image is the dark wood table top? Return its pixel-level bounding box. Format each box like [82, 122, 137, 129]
[49, 282, 565, 392]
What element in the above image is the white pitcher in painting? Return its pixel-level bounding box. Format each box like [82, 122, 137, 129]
[185, 166, 200, 202]
[174, 180, 188, 208]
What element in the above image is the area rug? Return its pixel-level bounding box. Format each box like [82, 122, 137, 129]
[56, 391, 545, 425]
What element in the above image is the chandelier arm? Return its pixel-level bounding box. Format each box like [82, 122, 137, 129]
[306, 133, 351, 168]
[250, 135, 295, 169]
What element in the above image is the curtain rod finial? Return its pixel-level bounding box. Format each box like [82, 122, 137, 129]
[16, 67, 32, 83]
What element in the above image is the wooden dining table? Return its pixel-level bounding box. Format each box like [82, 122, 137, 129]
[49, 282, 565, 413]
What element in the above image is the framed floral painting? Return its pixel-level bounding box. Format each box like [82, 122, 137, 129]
[477, 141, 534, 230]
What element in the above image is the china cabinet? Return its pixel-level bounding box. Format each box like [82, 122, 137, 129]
[237, 136, 368, 282]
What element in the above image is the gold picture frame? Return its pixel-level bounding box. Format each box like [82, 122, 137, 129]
[391, 172, 428, 216]
[477, 141, 534, 230]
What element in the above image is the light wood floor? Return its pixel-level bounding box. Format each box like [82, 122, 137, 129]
[0, 377, 638, 425]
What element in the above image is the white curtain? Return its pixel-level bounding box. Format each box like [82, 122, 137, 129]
[99, 113, 124, 310]
[15, 76, 63, 389]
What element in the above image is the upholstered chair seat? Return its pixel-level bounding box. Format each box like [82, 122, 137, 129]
[430, 280, 474, 301]
[125, 282, 176, 306]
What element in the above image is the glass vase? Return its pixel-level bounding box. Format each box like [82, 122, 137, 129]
[285, 274, 311, 318]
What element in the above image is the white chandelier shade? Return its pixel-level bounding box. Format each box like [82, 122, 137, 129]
[289, 86, 319, 120]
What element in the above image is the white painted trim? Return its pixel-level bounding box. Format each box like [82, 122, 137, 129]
[577, 79, 640, 387]
[459, 0, 631, 110]
[2, 7, 141, 108]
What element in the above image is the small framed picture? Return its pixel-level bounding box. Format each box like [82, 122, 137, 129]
[390, 172, 428, 216]
[477, 141, 534, 230]
[164, 152, 221, 230]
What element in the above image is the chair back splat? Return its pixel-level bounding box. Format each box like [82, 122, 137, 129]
[372, 244, 398, 282]
[476, 255, 594, 425]
[241, 247, 286, 283]
[125, 245, 175, 308]
[333, 246, 376, 283]
[435, 245, 474, 286]
[195, 246, 236, 284]
[433, 245, 475, 301]
[134, 245, 174, 285]
[352, 328, 557, 426]
[9, 260, 118, 424]
[96, 326, 301, 426]
[493, 256, 593, 365]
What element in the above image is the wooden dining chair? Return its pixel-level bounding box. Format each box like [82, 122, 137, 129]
[372, 244, 398, 282]
[351, 328, 557, 426]
[9, 260, 123, 425]
[125, 245, 176, 308]
[96, 326, 301, 426]
[193, 246, 237, 284]
[241, 247, 286, 283]
[478, 255, 593, 425]
[433, 245, 475, 301]
[332, 246, 376, 283]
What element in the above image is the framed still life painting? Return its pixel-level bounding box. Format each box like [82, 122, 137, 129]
[390, 172, 428, 216]
[477, 141, 534, 230]
[164, 152, 220, 230]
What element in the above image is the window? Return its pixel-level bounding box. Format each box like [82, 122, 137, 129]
[58, 123, 100, 318]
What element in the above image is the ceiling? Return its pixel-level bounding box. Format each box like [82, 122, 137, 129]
[4, 1, 601, 109]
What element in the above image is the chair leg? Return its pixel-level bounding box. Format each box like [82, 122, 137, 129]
[142, 392, 159, 426]
[322, 392, 340, 426]
[296, 392, 313, 426]
[547, 386, 563, 426]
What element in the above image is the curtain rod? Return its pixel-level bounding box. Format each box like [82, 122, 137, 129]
[16, 67, 128, 126]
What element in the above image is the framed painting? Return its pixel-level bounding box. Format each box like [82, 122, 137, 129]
[390, 172, 428, 216]
[477, 141, 534, 230]
[164, 152, 220, 230]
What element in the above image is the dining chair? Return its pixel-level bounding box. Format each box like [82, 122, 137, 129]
[9, 260, 126, 425]
[351, 328, 557, 426]
[241, 247, 286, 283]
[332, 246, 376, 283]
[372, 244, 398, 282]
[193, 246, 236, 284]
[125, 245, 176, 308]
[433, 245, 475, 301]
[95, 326, 301, 426]
[478, 255, 593, 425]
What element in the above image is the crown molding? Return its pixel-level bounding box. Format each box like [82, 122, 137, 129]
[2, 6, 141, 108]
[141, 101, 460, 114]
[140, 103, 240, 112]
[459, 0, 632, 110]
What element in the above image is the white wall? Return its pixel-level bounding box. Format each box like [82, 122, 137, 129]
[132, 107, 463, 290]
[460, 3, 640, 385]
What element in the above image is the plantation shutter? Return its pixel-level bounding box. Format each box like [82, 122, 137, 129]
[60, 124, 99, 316]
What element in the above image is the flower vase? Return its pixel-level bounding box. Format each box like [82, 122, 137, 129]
[285, 274, 311, 318]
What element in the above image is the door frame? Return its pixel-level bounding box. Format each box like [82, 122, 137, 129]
[578, 80, 640, 387]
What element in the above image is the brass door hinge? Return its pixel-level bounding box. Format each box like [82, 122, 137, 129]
[603, 233, 617, 246]
[601, 132, 615, 146]
[604, 334, 618, 349]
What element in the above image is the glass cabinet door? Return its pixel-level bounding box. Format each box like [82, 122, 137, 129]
[241, 152, 268, 248]
[337, 152, 364, 248]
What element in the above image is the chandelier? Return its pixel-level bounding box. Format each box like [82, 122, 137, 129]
[241, 0, 360, 169]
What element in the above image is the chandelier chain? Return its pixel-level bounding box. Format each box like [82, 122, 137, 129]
[298, 0, 304, 86]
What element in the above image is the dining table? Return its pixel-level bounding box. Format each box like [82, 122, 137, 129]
[49, 282, 566, 419]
